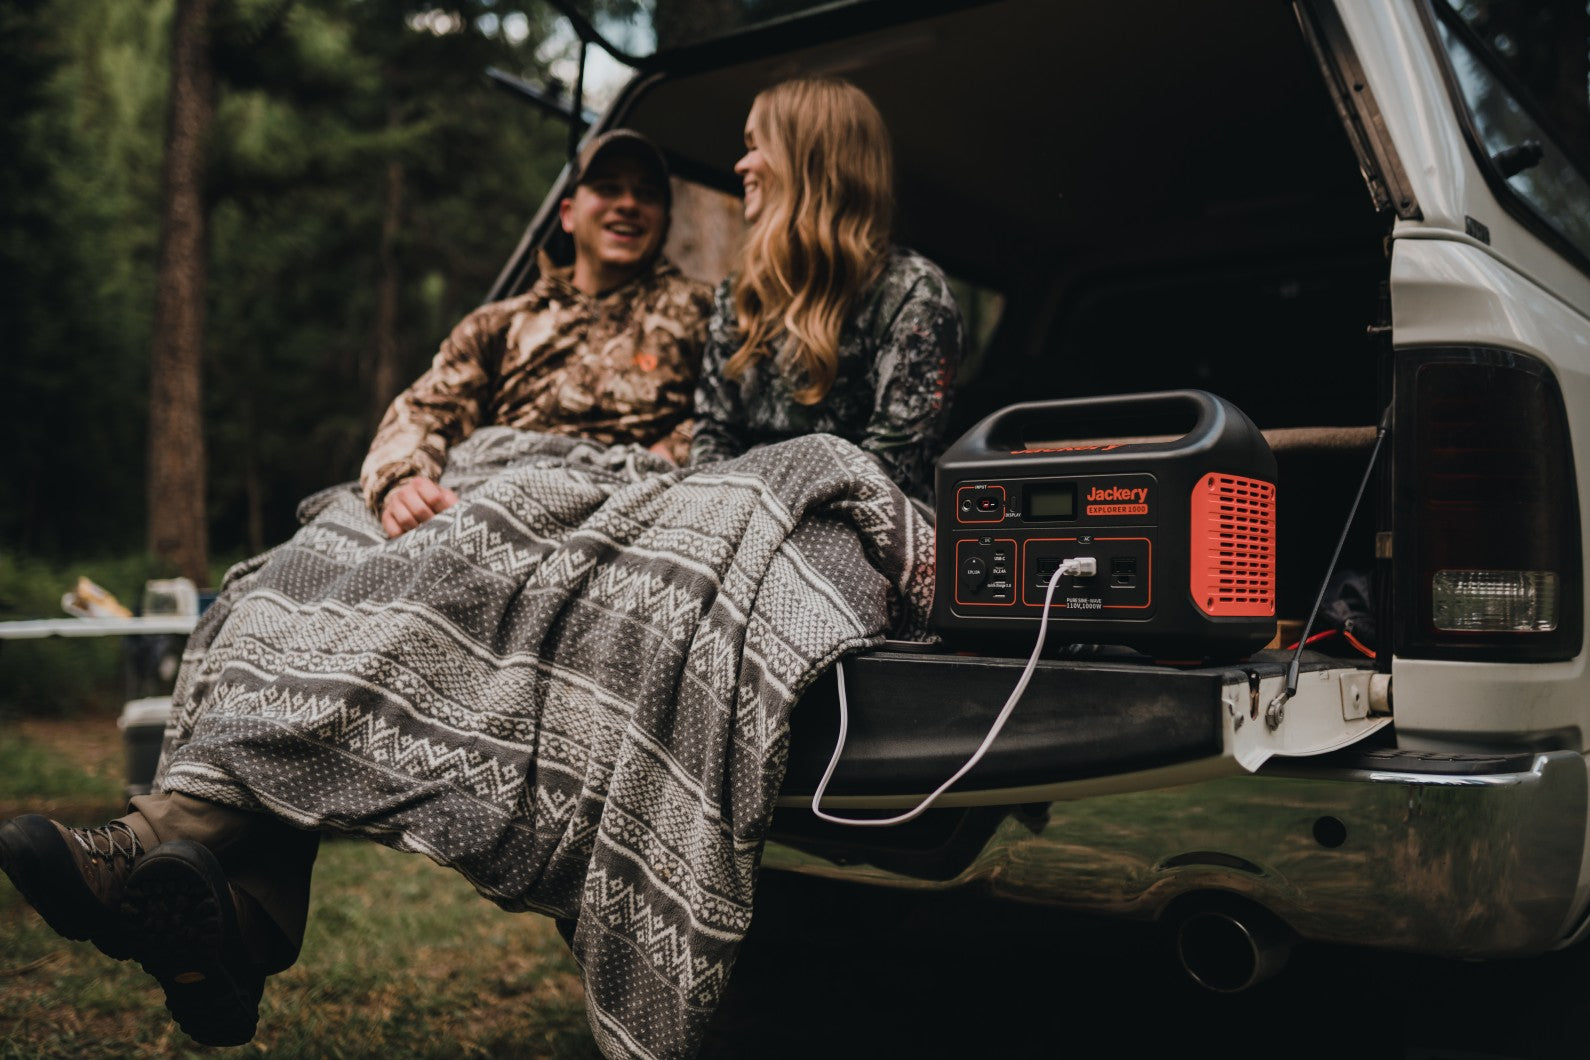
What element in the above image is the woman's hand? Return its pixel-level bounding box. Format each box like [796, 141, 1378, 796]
[381, 476, 460, 538]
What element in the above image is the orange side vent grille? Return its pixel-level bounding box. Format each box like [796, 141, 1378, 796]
[1191, 473, 1276, 617]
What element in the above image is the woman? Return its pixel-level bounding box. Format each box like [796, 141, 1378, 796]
[690, 77, 965, 503]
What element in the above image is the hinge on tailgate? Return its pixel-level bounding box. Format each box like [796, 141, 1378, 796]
[1339, 671, 1370, 720]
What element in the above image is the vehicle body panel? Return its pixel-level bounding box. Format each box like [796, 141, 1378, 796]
[1337, 1, 1590, 312]
[1386, 244, 1590, 747]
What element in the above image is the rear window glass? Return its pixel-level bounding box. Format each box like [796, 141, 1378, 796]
[1433, 1, 1590, 264]
[662, 178, 744, 288]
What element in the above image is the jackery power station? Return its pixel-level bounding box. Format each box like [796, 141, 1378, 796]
[933, 390, 1278, 660]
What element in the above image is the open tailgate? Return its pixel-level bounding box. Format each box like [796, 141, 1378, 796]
[777, 647, 1389, 809]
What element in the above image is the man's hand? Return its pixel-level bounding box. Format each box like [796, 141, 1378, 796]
[381, 476, 460, 538]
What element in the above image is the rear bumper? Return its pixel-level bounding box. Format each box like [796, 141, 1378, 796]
[763, 748, 1590, 958]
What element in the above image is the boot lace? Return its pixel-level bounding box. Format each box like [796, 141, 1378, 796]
[71, 821, 143, 863]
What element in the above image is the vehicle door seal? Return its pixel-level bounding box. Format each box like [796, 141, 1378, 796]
[1292, 0, 1423, 221]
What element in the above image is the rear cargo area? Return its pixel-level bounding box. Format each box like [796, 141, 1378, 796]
[603, 0, 1398, 807]
[629, 0, 1392, 643]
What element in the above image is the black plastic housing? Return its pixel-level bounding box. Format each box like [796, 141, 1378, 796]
[933, 390, 1278, 660]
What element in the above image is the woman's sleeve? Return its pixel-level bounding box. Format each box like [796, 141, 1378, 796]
[359, 305, 502, 512]
[688, 281, 747, 466]
[859, 269, 967, 501]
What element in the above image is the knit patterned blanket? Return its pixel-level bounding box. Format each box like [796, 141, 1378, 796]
[156, 427, 935, 1059]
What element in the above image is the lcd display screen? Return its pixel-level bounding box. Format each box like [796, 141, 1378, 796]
[1024, 483, 1076, 520]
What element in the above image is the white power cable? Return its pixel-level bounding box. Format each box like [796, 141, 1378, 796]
[810, 556, 1097, 827]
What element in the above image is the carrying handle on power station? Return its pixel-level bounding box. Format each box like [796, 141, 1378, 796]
[952, 389, 1234, 458]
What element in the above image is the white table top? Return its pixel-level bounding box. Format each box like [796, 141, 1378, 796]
[0, 615, 199, 640]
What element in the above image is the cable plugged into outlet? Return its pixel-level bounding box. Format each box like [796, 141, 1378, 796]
[1060, 556, 1097, 579]
[812, 557, 1096, 827]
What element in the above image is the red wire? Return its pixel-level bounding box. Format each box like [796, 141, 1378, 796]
[1284, 629, 1339, 651]
[1283, 626, 1377, 660]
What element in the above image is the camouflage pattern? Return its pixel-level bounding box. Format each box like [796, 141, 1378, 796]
[361, 255, 713, 512]
[690, 247, 965, 502]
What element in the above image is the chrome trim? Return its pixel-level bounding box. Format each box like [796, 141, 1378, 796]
[763, 750, 1590, 958]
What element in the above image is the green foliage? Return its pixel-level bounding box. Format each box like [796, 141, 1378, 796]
[0, 729, 123, 804]
[0, 553, 168, 717]
[0, 724, 600, 1053]
[0, 550, 245, 717]
[1, 837, 601, 1057]
[5, 0, 582, 560]
[0, 0, 166, 559]
[201, 0, 573, 550]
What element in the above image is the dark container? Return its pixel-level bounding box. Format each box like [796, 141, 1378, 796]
[117, 695, 172, 797]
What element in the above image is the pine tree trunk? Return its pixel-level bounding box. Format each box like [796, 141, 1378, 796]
[371, 158, 406, 426]
[147, 0, 214, 586]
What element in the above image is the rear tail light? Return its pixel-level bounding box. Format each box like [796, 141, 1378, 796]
[1395, 349, 1581, 661]
[1430, 570, 1558, 632]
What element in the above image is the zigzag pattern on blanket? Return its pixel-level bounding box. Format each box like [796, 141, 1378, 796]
[155, 427, 935, 1060]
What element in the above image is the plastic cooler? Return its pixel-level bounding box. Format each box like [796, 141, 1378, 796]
[117, 695, 173, 796]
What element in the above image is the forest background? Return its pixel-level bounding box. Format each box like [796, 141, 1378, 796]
[0, 0, 744, 715]
[1, 0, 1580, 719]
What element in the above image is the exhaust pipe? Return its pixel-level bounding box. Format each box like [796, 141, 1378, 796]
[1173, 901, 1294, 993]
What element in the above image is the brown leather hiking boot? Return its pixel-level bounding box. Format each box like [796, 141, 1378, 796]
[0, 814, 146, 960]
[121, 839, 267, 1047]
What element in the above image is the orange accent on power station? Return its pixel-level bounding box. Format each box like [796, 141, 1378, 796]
[1190, 473, 1276, 617]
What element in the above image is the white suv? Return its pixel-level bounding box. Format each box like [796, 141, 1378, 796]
[511, 0, 1590, 997]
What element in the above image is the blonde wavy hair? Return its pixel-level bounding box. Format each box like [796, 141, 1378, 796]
[724, 77, 894, 404]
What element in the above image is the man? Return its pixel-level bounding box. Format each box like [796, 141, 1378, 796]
[366, 128, 714, 536]
[0, 128, 713, 1047]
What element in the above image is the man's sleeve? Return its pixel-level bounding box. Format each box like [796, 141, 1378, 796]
[359, 306, 503, 513]
[688, 281, 745, 466]
[859, 270, 966, 502]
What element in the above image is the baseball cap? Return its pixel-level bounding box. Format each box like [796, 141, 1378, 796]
[570, 128, 672, 206]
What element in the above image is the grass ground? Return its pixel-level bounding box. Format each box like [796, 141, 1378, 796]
[11, 718, 1578, 1059]
[0, 717, 603, 1058]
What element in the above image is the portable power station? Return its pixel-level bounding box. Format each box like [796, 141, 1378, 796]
[933, 390, 1277, 659]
